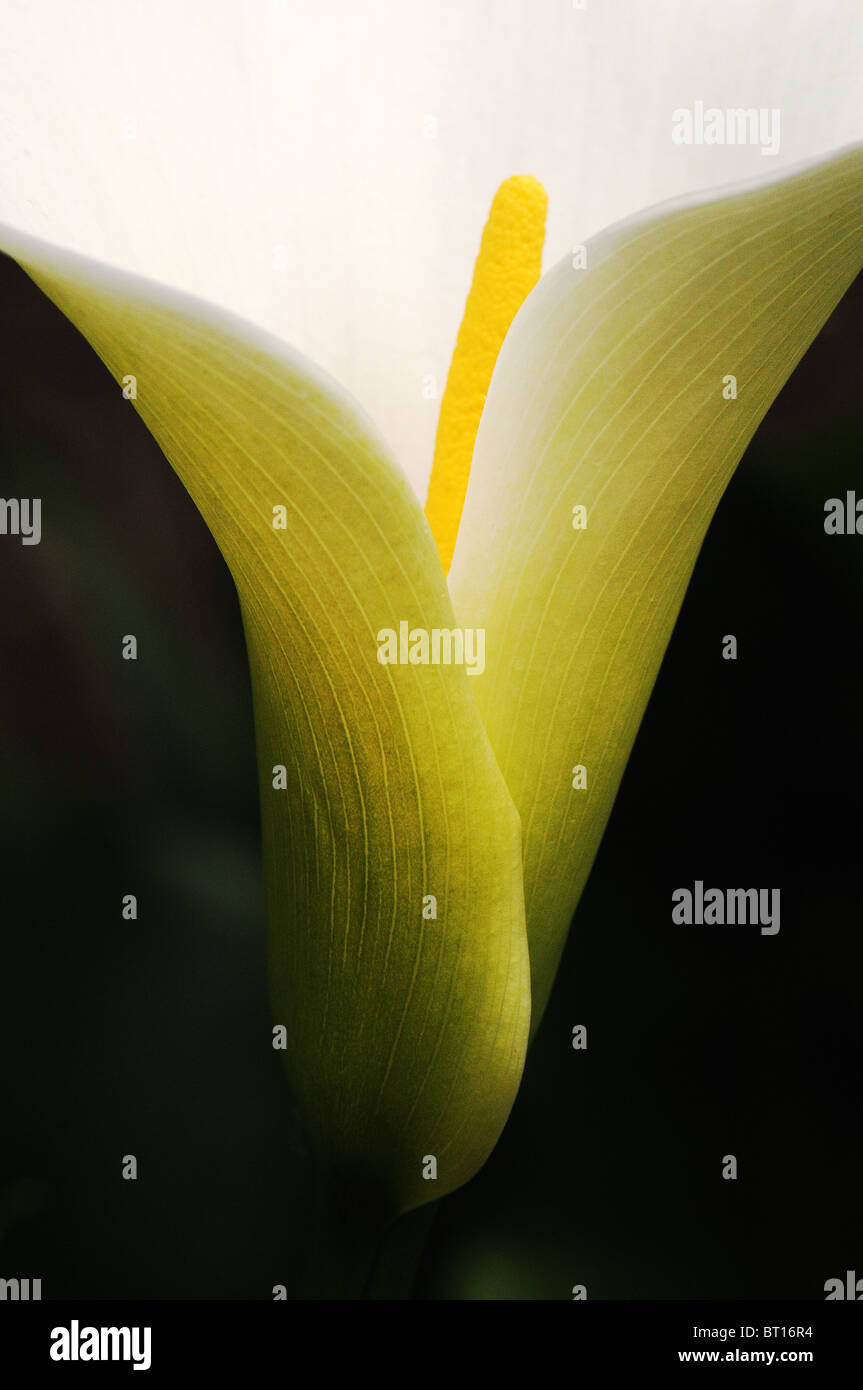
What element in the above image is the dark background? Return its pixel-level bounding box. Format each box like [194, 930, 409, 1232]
[1, 254, 860, 1300]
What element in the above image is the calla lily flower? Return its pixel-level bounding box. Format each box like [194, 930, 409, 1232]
[1, 0, 861, 1252]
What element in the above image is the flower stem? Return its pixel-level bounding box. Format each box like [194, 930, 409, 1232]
[302, 1168, 438, 1299]
[362, 1202, 439, 1300]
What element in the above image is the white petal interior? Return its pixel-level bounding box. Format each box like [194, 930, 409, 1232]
[1, 0, 860, 498]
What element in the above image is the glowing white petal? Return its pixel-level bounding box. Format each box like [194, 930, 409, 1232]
[1, 0, 860, 498]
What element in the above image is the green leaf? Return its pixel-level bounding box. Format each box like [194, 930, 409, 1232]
[0, 230, 530, 1215]
[449, 144, 863, 1030]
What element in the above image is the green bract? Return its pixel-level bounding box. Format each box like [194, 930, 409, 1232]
[449, 145, 863, 1030]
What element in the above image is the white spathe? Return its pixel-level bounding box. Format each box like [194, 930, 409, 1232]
[1, 0, 861, 497]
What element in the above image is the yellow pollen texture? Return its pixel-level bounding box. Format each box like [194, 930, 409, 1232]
[425, 175, 548, 573]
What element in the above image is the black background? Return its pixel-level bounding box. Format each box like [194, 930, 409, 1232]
[1, 254, 860, 1300]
